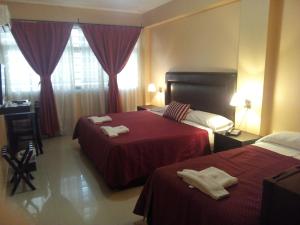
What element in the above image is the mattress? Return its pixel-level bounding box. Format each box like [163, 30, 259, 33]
[134, 143, 300, 225]
[73, 110, 210, 188]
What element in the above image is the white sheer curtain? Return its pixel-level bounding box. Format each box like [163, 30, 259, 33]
[0, 31, 40, 101]
[51, 27, 108, 134]
[0, 26, 143, 135]
[118, 42, 144, 112]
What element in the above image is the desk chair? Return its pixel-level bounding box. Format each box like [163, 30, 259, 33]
[5, 111, 42, 155]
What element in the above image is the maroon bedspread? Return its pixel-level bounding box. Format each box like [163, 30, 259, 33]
[73, 110, 209, 188]
[134, 145, 300, 225]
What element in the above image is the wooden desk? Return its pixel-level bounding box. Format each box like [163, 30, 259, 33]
[0, 102, 31, 115]
[0, 102, 32, 146]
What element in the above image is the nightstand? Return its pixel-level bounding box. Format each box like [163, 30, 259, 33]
[137, 105, 159, 111]
[214, 131, 260, 153]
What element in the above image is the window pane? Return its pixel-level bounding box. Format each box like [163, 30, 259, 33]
[0, 32, 40, 94]
[0, 27, 139, 95]
[118, 44, 139, 90]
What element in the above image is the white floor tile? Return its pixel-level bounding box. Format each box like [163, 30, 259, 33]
[5, 136, 143, 225]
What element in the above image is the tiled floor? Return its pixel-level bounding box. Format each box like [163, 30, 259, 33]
[5, 136, 143, 225]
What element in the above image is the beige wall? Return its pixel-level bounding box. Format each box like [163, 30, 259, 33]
[145, 0, 300, 135]
[143, 0, 238, 27]
[236, 0, 270, 135]
[269, 0, 300, 132]
[7, 2, 142, 26]
[148, 2, 240, 105]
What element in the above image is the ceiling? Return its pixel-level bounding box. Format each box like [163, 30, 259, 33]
[7, 0, 174, 13]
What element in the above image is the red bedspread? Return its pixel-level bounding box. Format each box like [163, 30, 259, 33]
[134, 145, 300, 225]
[73, 110, 209, 188]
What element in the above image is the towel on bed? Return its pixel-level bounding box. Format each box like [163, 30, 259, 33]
[177, 167, 238, 200]
[88, 116, 112, 124]
[100, 125, 129, 137]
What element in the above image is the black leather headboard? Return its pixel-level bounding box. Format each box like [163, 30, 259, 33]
[165, 72, 237, 121]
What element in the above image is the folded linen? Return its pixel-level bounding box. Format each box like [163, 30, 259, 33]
[113, 125, 130, 134]
[100, 125, 129, 138]
[177, 167, 238, 200]
[100, 126, 118, 137]
[88, 116, 112, 124]
[181, 167, 238, 188]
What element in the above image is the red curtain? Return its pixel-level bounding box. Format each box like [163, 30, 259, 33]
[11, 20, 73, 136]
[81, 24, 141, 113]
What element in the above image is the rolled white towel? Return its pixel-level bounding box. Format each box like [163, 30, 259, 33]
[89, 116, 112, 124]
[100, 125, 129, 137]
[177, 167, 238, 200]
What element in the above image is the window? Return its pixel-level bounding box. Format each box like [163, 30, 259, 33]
[0, 26, 140, 94]
[0, 26, 142, 134]
[0, 31, 40, 93]
[51, 26, 108, 92]
[118, 43, 139, 90]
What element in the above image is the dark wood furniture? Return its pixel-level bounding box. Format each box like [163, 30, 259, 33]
[0, 101, 31, 115]
[165, 72, 237, 121]
[1, 101, 43, 154]
[33, 101, 43, 154]
[1, 143, 36, 195]
[214, 131, 260, 152]
[137, 105, 159, 111]
[5, 111, 42, 155]
[261, 166, 300, 225]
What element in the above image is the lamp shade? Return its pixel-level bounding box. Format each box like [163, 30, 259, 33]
[148, 83, 156, 93]
[230, 92, 252, 109]
[230, 93, 240, 107]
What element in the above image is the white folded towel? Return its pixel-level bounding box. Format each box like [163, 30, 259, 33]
[181, 167, 238, 188]
[100, 125, 129, 137]
[177, 167, 238, 200]
[88, 116, 112, 124]
[100, 126, 118, 137]
[112, 125, 130, 134]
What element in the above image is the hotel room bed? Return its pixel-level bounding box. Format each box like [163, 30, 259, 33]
[134, 132, 300, 225]
[73, 110, 210, 188]
[73, 72, 237, 188]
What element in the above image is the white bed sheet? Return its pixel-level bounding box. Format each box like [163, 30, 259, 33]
[148, 109, 214, 150]
[253, 142, 300, 160]
[181, 120, 214, 150]
[144, 109, 300, 158]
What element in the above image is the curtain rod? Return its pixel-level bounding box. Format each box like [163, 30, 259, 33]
[11, 18, 144, 28]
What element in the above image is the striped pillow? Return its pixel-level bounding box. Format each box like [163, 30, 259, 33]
[163, 101, 191, 122]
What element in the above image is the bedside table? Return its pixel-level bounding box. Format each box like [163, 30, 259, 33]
[214, 131, 260, 153]
[137, 105, 158, 111]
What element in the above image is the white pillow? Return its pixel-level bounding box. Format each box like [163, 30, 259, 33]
[149, 106, 168, 114]
[256, 131, 300, 151]
[185, 110, 233, 131]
